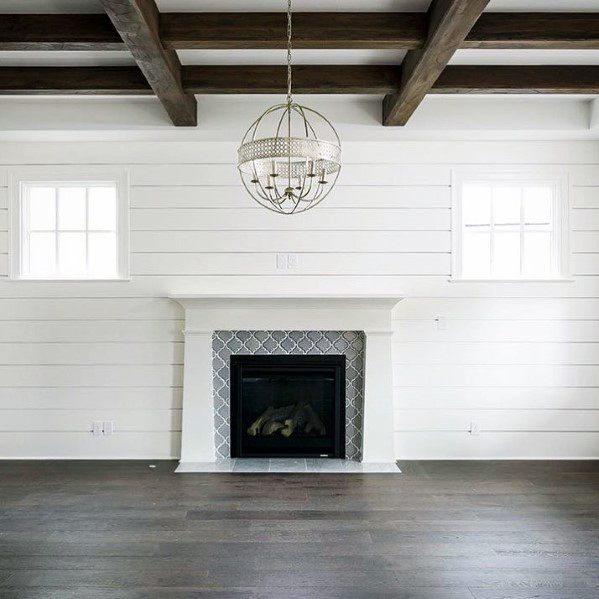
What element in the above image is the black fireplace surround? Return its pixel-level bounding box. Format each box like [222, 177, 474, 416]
[230, 355, 346, 459]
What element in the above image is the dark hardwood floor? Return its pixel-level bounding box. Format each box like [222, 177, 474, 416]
[0, 460, 598, 598]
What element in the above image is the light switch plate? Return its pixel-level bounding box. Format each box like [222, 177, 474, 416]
[103, 420, 114, 435]
[92, 421, 103, 436]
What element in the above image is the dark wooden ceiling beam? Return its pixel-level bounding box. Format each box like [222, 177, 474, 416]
[160, 12, 426, 49]
[0, 14, 124, 50]
[0, 66, 151, 94]
[183, 65, 402, 94]
[2, 13, 599, 51]
[2, 65, 598, 95]
[383, 0, 490, 126]
[432, 65, 599, 94]
[100, 0, 197, 126]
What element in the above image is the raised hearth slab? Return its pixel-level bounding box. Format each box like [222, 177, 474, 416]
[176, 459, 400, 473]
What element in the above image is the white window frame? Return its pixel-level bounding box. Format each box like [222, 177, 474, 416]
[8, 167, 130, 281]
[451, 168, 571, 282]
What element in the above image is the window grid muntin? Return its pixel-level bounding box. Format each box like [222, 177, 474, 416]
[21, 181, 118, 279]
[461, 180, 556, 279]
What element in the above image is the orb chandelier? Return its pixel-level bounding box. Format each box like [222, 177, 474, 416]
[237, 0, 341, 214]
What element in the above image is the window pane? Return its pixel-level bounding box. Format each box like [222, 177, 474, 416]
[88, 232, 117, 278]
[28, 232, 56, 277]
[493, 232, 520, 277]
[523, 232, 551, 277]
[462, 185, 491, 225]
[58, 232, 86, 277]
[493, 186, 521, 225]
[462, 232, 490, 277]
[524, 186, 552, 224]
[28, 187, 56, 230]
[88, 186, 117, 231]
[58, 187, 86, 230]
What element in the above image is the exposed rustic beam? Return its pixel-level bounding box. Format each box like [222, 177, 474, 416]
[383, 0, 490, 126]
[0, 14, 124, 50]
[465, 13, 599, 49]
[3, 13, 599, 51]
[100, 0, 196, 126]
[432, 65, 599, 94]
[182, 65, 401, 94]
[2, 65, 598, 96]
[0, 66, 151, 94]
[160, 12, 426, 50]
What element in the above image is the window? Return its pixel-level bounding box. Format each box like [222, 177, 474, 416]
[9, 169, 129, 280]
[451, 170, 569, 281]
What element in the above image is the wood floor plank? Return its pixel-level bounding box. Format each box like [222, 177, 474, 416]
[0, 460, 598, 595]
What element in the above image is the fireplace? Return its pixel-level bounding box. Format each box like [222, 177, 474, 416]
[230, 355, 346, 459]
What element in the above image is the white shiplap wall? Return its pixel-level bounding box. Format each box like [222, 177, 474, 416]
[0, 140, 598, 459]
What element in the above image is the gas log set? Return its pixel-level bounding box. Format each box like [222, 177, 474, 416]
[247, 402, 327, 438]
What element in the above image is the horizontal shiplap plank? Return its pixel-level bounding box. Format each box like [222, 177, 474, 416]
[0, 298, 182, 321]
[0, 209, 7, 230]
[572, 231, 599, 253]
[131, 185, 450, 209]
[568, 167, 599, 187]
[131, 252, 449, 276]
[2, 274, 599, 299]
[0, 431, 180, 459]
[130, 164, 451, 186]
[132, 230, 450, 253]
[393, 342, 599, 365]
[0, 320, 183, 342]
[131, 208, 450, 231]
[0, 343, 183, 365]
[572, 253, 599, 275]
[395, 409, 599, 432]
[4, 141, 599, 165]
[0, 231, 7, 252]
[394, 364, 599, 387]
[0, 409, 181, 432]
[394, 387, 599, 410]
[394, 431, 599, 459]
[572, 187, 599, 209]
[0, 387, 182, 410]
[394, 298, 599, 320]
[571, 209, 599, 231]
[395, 320, 599, 342]
[0, 365, 182, 387]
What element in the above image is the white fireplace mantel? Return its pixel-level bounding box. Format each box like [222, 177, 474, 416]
[170, 294, 402, 468]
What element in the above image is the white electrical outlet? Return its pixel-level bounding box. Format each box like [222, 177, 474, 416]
[276, 253, 287, 269]
[469, 421, 480, 435]
[92, 421, 103, 436]
[103, 420, 115, 435]
[276, 253, 298, 270]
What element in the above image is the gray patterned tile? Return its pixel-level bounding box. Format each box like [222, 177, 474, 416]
[212, 330, 365, 461]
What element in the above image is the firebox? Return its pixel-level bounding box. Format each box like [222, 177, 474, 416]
[230, 355, 346, 459]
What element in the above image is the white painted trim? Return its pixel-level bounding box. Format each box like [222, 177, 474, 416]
[451, 167, 571, 282]
[7, 166, 130, 281]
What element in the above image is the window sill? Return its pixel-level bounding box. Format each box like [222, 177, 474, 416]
[449, 277, 575, 283]
[7, 278, 132, 283]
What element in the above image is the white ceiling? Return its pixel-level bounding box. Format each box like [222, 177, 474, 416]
[2, 1, 599, 13]
[176, 49, 408, 66]
[451, 49, 599, 66]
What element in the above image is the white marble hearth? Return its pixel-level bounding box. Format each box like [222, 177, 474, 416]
[176, 459, 401, 473]
[169, 294, 402, 473]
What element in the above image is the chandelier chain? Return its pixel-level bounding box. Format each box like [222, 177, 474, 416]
[286, 0, 293, 106]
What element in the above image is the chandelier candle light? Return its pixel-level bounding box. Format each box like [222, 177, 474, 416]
[237, 0, 342, 214]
